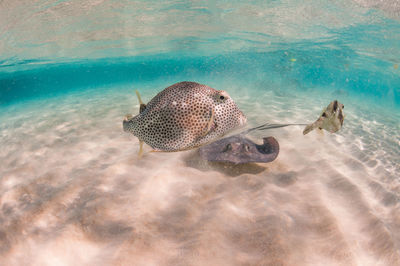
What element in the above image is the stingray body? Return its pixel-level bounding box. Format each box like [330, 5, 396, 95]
[303, 100, 344, 135]
[123, 81, 247, 152]
[199, 135, 279, 164]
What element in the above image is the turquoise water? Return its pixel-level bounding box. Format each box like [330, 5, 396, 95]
[1, 1, 400, 265]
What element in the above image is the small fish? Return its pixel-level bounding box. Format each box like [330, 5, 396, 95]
[303, 100, 344, 135]
[199, 135, 279, 164]
[123, 81, 247, 153]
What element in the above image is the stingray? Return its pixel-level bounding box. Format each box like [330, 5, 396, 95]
[199, 135, 280, 164]
[198, 122, 305, 164]
[199, 100, 345, 164]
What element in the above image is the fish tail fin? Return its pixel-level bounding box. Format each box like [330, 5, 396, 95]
[135, 90, 147, 113]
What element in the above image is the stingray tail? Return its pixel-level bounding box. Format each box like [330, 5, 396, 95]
[241, 123, 308, 135]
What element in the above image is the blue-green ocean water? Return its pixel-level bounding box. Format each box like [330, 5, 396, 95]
[0, 1, 399, 265]
[1, 0, 399, 109]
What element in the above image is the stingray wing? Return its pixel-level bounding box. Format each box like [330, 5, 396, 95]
[303, 119, 323, 135]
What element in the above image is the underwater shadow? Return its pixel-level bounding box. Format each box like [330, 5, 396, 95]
[183, 150, 267, 177]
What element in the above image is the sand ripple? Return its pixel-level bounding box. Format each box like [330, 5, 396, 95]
[0, 88, 399, 265]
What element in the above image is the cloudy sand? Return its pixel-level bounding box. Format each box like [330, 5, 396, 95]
[0, 86, 399, 266]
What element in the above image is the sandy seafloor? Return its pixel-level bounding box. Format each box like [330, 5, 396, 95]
[0, 82, 399, 266]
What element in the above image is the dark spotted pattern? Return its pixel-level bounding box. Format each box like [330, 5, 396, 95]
[123, 82, 247, 151]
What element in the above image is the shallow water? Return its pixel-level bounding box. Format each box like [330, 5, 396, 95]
[1, 0, 400, 265]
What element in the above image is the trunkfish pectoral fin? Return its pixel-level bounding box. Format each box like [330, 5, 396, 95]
[201, 108, 215, 137]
